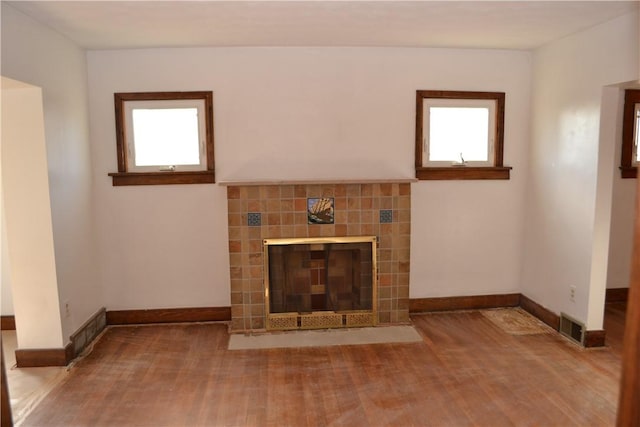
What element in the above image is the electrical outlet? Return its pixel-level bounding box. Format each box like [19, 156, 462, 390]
[569, 286, 576, 302]
[64, 300, 71, 317]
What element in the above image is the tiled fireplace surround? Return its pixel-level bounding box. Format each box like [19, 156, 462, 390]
[226, 181, 411, 332]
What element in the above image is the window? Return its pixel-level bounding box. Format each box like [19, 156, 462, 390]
[415, 90, 511, 180]
[109, 91, 214, 186]
[620, 89, 640, 179]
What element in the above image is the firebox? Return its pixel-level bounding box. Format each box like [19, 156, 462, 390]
[263, 236, 377, 330]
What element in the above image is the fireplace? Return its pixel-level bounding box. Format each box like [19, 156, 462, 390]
[264, 236, 377, 330]
[224, 181, 412, 332]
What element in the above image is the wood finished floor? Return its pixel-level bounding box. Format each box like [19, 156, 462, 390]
[22, 304, 627, 427]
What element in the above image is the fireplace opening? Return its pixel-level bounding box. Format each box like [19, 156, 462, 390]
[264, 236, 377, 330]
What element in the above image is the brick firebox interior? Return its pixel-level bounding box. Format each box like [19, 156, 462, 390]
[226, 182, 412, 331]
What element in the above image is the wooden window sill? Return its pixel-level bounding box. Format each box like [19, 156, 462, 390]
[620, 167, 637, 179]
[416, 166, 512, 180]
[108, 171, 215, 186]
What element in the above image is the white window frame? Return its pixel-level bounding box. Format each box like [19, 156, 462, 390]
[124, 99, 207, 173]
[422, 98, 496, 167]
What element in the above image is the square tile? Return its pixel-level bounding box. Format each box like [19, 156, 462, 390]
[247, 212, 262, 227]
[380, 209, 393, 223]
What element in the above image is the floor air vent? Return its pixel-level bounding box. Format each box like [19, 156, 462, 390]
[559, 313, 585, 345]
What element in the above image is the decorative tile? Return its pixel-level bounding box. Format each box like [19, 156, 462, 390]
[380, 209, 393, 223]
[307, 198, 334, 224]
[247, 212, 262, 227]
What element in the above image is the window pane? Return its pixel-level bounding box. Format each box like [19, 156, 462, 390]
[132, 108, 200, 166]
[635, 104, 640, 163]
[429, 107, 489, 162]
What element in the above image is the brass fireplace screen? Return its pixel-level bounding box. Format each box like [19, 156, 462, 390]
[263, 236, 377, 330]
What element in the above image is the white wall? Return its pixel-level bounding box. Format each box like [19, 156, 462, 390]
[1, 202, 14, 316]
[523, 12, 638, 329]
[1, 78, 64, 348]
[589, 86, 627, 325]
[608, 176, 637, 290]
[608, 83, 639, 290]
[87, 47, 532, 308]
[5, 2, 635, 328]
[410, 55, 531, 298]
[1, 4, 102, 343]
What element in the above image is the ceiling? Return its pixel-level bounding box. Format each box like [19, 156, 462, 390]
[6, 1, 639, 50]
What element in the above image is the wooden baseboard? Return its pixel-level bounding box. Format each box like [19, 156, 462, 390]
[410, 293, 607, 347]
[584, 330, 606, 348]
[1, 339, 12, 427]
[605, 288, 629, 303]
[15, 342, 74, 367]
[106, 306, 231, 325]
[70, 308, 107, 359]
[519, 294, 560, 330]
[409, 293, 520, 313]
[0, 316, 15, 331]
[9, 307, 229, 366]
[9, 309, 107, 367]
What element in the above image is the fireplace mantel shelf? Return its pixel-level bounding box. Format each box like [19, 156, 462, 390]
[218, 178, 418, 186]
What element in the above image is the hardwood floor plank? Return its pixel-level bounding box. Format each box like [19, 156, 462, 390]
[21, 310, 624, 427]
[327, 347, 368, 425]
[604, 302, 627, 355]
